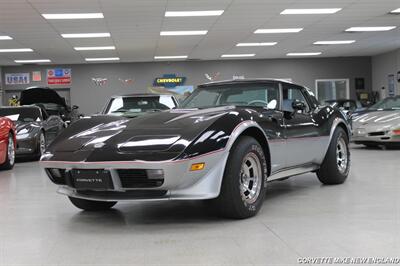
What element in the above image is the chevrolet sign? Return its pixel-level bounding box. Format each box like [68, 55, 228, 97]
[154, 74, 186, 88]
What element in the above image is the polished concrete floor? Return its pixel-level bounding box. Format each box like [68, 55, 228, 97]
[0, 145, 399, 266]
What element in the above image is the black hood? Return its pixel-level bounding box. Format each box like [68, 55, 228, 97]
[46, 106, 238, 161]
[20, 88, 66, 107]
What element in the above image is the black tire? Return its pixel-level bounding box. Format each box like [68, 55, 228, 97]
[210, 136, 268, 219]
[69, 197, 117, 211]
[0, 134, 15, 170]
[317, 127, 350, 185]
[33, 131, 46, 160]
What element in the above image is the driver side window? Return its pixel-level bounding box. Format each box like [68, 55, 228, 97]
[282, 84, 310, 113]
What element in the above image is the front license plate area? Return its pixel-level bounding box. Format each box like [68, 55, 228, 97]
[70, 169, 113, 190]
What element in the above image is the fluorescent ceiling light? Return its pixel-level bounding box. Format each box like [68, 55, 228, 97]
[74, 46, 115, 51]
[165, 10, 224, 17]
[0, 36, 12, 40]
[160, 31, 208, 36]
[85, 57, 120, 61]
[281, 8, 341, 14]
[345, 26, 396, 32]
[0, 48, 33, 52]
[314, 40, 355, 45]
[287, 52, 321, 56]
[154, 55, 188, 59]
[236, 42, 277, 46]
[61, 33, 111, 38]
[389, 8, 400, 14]
[14, 59, 51, 63]
[221, 54, 255, 58]
[255, 28, 303, 34]
[42, 13, 104, 19]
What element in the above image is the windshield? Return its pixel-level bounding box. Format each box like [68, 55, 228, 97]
[181, 84, 279, 109]
[0, 108, 42, 122]
[368, 97, 400, 110]
[104, 96, 174, 116]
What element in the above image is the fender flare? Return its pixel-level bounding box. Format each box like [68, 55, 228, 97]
[322, 117, 351, 159]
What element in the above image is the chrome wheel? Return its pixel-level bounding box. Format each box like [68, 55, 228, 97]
[8, 136, 15, 166]
[336, 137, 348, 174]
[39, 133, 46, 156]
[239, 152, 262, 204]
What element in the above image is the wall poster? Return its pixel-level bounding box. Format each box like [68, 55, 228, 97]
[5, 73, 30, 85]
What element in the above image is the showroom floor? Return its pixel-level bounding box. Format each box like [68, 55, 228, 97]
[0, 145, 399, 266]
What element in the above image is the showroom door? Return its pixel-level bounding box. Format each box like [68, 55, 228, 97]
[315, 79, 349, 102]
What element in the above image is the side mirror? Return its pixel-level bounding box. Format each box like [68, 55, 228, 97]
[292, 100, 306, 111]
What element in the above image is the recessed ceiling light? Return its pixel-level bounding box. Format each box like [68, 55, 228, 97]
[85, 57, 120, 61]
[42, 13, 104, 19]
[154, 55, 188, 59]
[165, 10, 224, 17]
[287, 52, 321, 56]
[0, 48, 33, 52]
[61, 33, 111, 38]
[160, 31, 208, 36]
[221, 54, 256, 58]
[314, 40, 355, 45]
[236, 42, 277, 46]
[14, 59, 51, 63]
[74, 46, 116, 51]
[281, 8, 342, 15]
[0, 36, 13, 40]
[345, 26, 396, 32]
[254, 28, 303, 34]
[389, 8, 400, 14]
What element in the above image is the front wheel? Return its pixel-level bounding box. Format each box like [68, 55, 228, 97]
[317, 127, 350, 185]
[210, 136, 268, 219]
[0, 134, 15, 170]
[69, 197, 117, 211]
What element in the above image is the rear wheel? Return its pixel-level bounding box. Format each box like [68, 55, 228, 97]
[210, 136, 268, 219]
[317, 127, 350, 185]
[0, 134, 15, 170]
[69, 197, 117, 211]
[34, 131, 46, 160]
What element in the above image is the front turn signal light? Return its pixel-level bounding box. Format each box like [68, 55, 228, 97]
[393, 129, 400, 135]
[190, 163, 205, 171]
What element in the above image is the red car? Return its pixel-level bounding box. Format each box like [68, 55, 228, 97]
[0, 117, 16, 170]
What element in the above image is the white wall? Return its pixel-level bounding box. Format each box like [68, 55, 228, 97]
[372, 48, 400, 98]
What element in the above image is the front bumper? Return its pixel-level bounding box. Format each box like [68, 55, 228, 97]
[352, 127, 400, 144]
[40, 149, 228, 201]
[16, 136, 37, 155]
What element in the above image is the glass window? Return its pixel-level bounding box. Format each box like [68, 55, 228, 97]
[282, 84, 310, 113]
[182, 83, 279, 109]
[104, 96, 172, 115]
[369, 97, 400, 110]
[0, 107, 42, 122]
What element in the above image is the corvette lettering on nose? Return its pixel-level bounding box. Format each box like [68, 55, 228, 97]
[76, 178, 103, 183]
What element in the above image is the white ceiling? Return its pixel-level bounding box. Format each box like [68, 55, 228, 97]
[0, 0, 399, 65]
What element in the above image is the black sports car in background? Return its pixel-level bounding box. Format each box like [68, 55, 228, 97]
[41, 79, 351, 219]
[325, 99, 363, 115]
[0, 106, 65, 159]
[20, 87, 80, 124]
[102, 93, 178, 117]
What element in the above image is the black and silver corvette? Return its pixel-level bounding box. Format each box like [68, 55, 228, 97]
[0, 106, 65, 159]
[41, 79, 351, 218]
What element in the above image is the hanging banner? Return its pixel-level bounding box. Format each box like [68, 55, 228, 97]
[5, 73, 30, 85]
[47, 68, 71, 85]
[32, 71, 42, 82]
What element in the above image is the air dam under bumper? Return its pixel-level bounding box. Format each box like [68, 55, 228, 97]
[40, 150, 229, 201]
[352, 127, 400, 144]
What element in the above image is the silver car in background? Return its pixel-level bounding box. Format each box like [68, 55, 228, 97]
[352, 96, 400, 148]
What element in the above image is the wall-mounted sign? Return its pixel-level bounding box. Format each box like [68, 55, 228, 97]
[5, 73, 30, 85]
[119, 78, 135, 85]
[47, 68, 71, 85]
[154, 74, 186, 88]
[32, 71, 42, 82]
[205, 72, 220, 81]
[92, 77, 108, 87]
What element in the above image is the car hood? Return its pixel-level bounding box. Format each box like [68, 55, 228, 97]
[352, 110, 400, 128]
[20, 88, 66, 107]
[45, 106, 235, 161]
